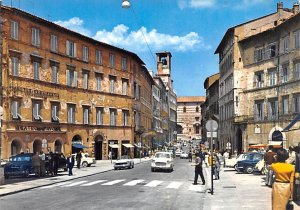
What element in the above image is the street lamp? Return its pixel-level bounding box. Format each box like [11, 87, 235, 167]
[122, 0, 131, 8]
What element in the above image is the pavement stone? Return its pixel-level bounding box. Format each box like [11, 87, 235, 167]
[0, 158, 150, 197]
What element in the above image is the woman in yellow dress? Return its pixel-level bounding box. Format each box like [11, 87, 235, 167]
[271, 148, 295, 210]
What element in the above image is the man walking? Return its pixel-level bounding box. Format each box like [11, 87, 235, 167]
[76, 151, 82, 169]
[67, 154, 75, 176]
[192, 153, 205, 185]
[264, 146, 276, 187]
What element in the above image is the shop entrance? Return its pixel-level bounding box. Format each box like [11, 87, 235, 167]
[11, 139, 22, 155]
[72, 135, 83, 154]
[94, 135, 103, 160]
[54, 140, 63, 153]
[33, 139, 42, 154]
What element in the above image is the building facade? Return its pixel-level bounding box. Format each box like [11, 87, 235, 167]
[0, 6, 152, 160]
[177, 96, 205, 141]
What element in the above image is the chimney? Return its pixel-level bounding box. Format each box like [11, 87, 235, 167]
[277, 2, 283, 12]
[293, 3, 299, 14]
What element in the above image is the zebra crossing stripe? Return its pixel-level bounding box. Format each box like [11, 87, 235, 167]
[40, 182, 72, 189]
[123, 180, 144, 186]
[144, 180, 163, 187]
[102, 179, 126, 185]
[62, 181, 88, 187]
[166, 182, 183, 189]
[81, 180, 107, 186]
[188, 185, 205, 192]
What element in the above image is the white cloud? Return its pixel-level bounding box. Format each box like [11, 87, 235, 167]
[94, 24, 209, 52]
[178, 0, 216, 9]
[54, 17, 91, 37]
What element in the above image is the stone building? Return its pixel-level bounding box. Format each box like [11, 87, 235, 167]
[0, 6, 152, 160]
[177, 96, 205, 141]
[215, 2, 300, 152]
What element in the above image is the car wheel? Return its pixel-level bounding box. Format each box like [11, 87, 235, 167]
[245, 166, 254, 174]
[114, 167, 117, 170]
[151, 168, 155, 172]
[234, 164, 238, 171]
[24, 169, 30, 178]
[87, 164, 91, 167]
[132, 163, 134, 168]
[82, 161, 88, 167]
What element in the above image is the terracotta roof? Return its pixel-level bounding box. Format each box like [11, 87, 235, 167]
[177, 96, 206, 103]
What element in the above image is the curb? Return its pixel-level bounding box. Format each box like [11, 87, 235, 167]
[0, 159, 150, 197]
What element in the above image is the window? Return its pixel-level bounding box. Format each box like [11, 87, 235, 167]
[294, 30, 300, 49]
[183, 106, 186, 113]
[283, 36, 289, 53]
[66, 69, 77, 87]
[11, 100, 21, 120]
[96, 50, 102, 65]
[292, 94, 300, 113]
[109, 76, 116, 93]
[11, 20, 19, 40]
[31, 28, 40, 47]
[254, 48, 264, 62]
[294, 62, 300, 79]
[11, 57, 19, 76]
[110, 109, 116, 126]
[66, 40, 76, 57]
[109, 53, 115, 68]
[50, 35, 58, 52]
[51, 103, 59, 122]
[268, 69, 276, 86]
[96, 108, 103, 125]
[134, 82, 140, 99]
[82, 71, 89, 90]
[121, 57, 128, 71]
[122, 110, 129, 126]
[95, 74, 102, 91]
[83, 106, 90, 125]
[254, 72, 264, 88]
[122, 79, 128, 95]
[282, 96, 289, 115]
[265, 43, 277, 59]
[254, 101, 264, 121]
[267, 99, 278, 120]
[195, 106, 199, 112]
[33, 62, 40, 80]
[51, 65, 58, 84]
[82, 46, 89, 62]
[67, 104, 76, 123]
[281, 65, 289, 83]
[32, 100, 42, 121]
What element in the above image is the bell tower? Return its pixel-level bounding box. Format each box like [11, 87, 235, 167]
[156, 51, 172, 88]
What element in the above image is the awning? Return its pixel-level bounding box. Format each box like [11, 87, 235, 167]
[122, 143, 134, 148]
[268, 141, 283, 148]
[248, 144, 267, 149]
[72, 143, 88, 149]
[283, 114, 300, 132]
[109, 144, 119, 148]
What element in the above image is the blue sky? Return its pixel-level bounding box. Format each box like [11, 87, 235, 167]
[3, 0, 298, 96]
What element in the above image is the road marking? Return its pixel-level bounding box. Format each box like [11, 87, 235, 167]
[144, 180, 163, 187]
[62, 181, 88, 187]
[166, 181, 183, 189]
[81, 180, 107, 186]
[40, 182, 72, 189]
[188, 184, 205, 192]
[123, 179, 144, 186]
[102, 179, 126, 185]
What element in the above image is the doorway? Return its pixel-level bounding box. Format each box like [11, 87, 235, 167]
[94, 135, 103, 160]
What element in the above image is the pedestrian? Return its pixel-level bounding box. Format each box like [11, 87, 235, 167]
[53, 152, 59, 176]
[188, 150, 192, 162]
[271, 148, 295, 210]
[76, 150, 82, 169]
[294, 146, 300, 201]
[192, 153, 205, 185]
[39, 151, 46, 177]
[32, 152, 41, 177]
[286, 146, 296, 164]
[264, 145, 277, 187]
[214, 153, 221, 180]
[223, 150, 229, 168]
[48, 152, 54, 176]
[67, 154, 75, 176]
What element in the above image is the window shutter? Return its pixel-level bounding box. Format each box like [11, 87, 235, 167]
[37, 30, 40, 46]
[74, 71, 78, 87]
[292, 97, 295, 113]
[267, 101, 271, 120]
[12, 101, 18, 119]
[66, 69, 70, 86]
[66, 40, 70, 55]
[275, 100, 278, 119]
[74, 43, 77, 57]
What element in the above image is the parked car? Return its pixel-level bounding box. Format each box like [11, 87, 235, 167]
[175, 150, 183, 157]
[180, 152, 188, 159]
[236, 152, 264, 174]
[45, 153, 67, 172]
[114, 155, 134, 170]
[254, 159, 265, 175]
[72, 153, 96, 167]
[1, 159, 8, 167]
[225, 154, 245, 170]
[151, 152, 174, 172]
[4, 153, 34, 178]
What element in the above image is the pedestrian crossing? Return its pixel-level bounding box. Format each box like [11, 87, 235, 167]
[40, 179, 206, 192]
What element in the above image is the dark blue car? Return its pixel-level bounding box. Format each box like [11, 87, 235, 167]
[4, 153, 34, 178]
[236, 152, 264, 174]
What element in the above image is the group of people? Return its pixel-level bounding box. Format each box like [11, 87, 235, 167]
[32, 151, 59, 177]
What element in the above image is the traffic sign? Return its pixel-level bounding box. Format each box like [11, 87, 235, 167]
[205, 120, 218, 132]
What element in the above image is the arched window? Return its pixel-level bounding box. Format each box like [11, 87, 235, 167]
[196, 106, 199, 112]
[183, 106, 186, 113]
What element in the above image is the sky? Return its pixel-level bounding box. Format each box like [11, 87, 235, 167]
[2, 0, 299, 96]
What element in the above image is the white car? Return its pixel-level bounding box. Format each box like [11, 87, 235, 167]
[180, 152, 188, 159]
[225, 154, 245, 170]
[151, 152, 174, 172]
[72, 153, 96, 167]
[175, 150, 183, 157]
[114, 155, 134, 170]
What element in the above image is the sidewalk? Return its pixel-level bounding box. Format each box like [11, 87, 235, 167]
[203, 166, 300, 210]
[0, 158, 150, 197]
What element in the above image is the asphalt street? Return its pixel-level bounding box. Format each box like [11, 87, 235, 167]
[0, 158, 207, 210]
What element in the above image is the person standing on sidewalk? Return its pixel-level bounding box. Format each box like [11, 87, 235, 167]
[39, 151, 46, 177]
[188, 150, 192, 162]
[76, 150, 82, 169]
[192, 153, 205, 185]
[223, 150, 229, 168]
[67, 154, 75, 176]
[264, 146, 276, 187]
[32, 152, 41, 177]
[271, 148, 295, 210]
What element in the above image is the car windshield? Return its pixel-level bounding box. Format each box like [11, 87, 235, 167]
[155, 153, 171, 158]
[11, 156, 31, 162]
[120, 155, 129, 160]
